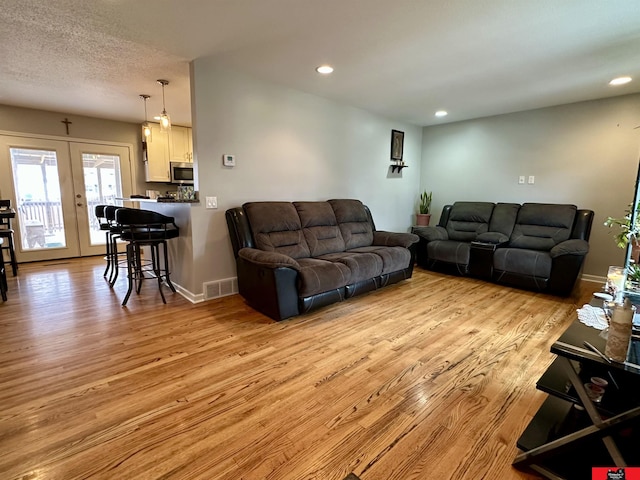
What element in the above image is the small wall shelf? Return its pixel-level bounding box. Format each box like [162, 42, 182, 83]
[390, 164, 408, 173]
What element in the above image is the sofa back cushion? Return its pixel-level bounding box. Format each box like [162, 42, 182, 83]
[488, 203, 520, 237]
[329, 199, 374, 249]
[509, 203, 577, 251]
[243, 202, 310, 259]
[446, 202, 495, 241]
[294, 201, 346, 256]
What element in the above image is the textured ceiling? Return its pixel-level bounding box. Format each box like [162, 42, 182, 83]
[1, 0, 639, 128]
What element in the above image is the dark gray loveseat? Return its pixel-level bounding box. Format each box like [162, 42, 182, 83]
[226, 199, 419, 320]
[413, 202, 594, 295]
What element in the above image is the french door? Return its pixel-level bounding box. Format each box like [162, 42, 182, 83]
[0, 135, 133, 262]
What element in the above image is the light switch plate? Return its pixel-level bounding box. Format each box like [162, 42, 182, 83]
[206, 196, 218, 209]
[222, 154, 236, 167]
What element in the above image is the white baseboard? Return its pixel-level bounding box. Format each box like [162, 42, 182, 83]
[164, 278, 239, 304]
[172, 282, 205, 303]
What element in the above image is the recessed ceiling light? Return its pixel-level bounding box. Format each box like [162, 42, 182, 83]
[316, 65, 334, 75]
[435, 110, 448, 117]
[609, 76, 632, 86]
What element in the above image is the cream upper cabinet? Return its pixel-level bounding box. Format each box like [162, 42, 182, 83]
[144, 124, 170, 182]
[170, 126, 194, 163]
[144, 124, 193, 182]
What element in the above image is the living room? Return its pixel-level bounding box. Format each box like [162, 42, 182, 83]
[1, 1, 640, 479]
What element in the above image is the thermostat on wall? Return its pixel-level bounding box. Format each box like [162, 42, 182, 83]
[222, 154, 236, 167]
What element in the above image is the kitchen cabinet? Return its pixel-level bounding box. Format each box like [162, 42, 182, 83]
[144, 123, 193, 182]
[144, 124, 170, 182]
[170, 126, 193, 163]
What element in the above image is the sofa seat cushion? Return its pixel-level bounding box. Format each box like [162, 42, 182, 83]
[244, 202, 311, 259]
[493, 248, 552, 278]
[294, 201, 346, 256]
[426, 240, 471, 266]
[296, 258, 351, 297]
[329, 199, 374, 249]
[348, 246, 411, 274]
[316, 252, 383, 283]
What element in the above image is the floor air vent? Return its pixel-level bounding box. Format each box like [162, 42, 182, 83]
[203, 278, 238, 300]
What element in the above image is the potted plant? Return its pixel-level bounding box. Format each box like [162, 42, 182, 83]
[604, 203, 640, 262]
[416, 190, 432, 226]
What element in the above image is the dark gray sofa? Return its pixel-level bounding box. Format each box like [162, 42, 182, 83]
[413, 201, 594, 295]
[226, 199, 419, 320]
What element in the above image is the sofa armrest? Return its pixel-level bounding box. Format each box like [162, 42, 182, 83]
[238, 248, 301, 269]
[550, 239, 589, 258]
[373, 231, 419, 248]
[412, 226, 448, 241]
[476, 232, 510, 244]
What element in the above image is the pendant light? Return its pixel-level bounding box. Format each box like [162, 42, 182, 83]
[139, 94, 152, 139]
[157, 79, 171, 131]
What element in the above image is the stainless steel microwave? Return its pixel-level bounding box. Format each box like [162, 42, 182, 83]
[170, 162, 194, 185]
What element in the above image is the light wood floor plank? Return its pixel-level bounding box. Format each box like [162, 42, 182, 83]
[0, 257, 596, 479]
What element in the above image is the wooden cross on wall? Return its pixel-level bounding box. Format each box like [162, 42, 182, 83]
[61, 117, 73, 135]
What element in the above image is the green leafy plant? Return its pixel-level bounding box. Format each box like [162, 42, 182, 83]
[419, 191, 432, 215]
[604, 203, 640, 248]
[627, 263, 640, 282]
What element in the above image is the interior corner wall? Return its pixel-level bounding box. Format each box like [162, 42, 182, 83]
[189, 59, 422, 292]
[420, 94, 640, 278]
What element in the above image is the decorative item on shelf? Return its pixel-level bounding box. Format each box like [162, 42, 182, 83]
[389, 129, 407, 173]
[157, 79, 171, 132]
[606, 265, 627, 302]
[139, 94, 152, 140]
[604, 202, 640, 262]
[605, 297, 634, 362]
[177, 186, 195, 201]
[416, 190, 432, 226]
[390, 129, 404, 161]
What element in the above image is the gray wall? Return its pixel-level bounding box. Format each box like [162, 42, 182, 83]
[420, 94, 640, 278]
[189, 60, 422, 293]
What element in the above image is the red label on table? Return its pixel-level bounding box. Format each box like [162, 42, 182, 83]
[592, 467, 640, 480]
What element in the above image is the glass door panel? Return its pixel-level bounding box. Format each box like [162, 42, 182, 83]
[0, 136, 80, 262]
[70, 143, 132, 256]
[10, 148, 67, 250]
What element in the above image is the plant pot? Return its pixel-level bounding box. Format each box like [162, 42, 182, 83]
[632, 242, 640, 263]
[416, 213, 431, 226]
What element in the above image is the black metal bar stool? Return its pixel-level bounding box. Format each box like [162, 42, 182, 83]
[104, 205, 137, 287]
[95, 205, 112, 279]
[0, 199, 18, 277]
[115, 208, 179, 306]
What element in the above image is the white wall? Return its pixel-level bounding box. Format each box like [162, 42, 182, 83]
[421, 94, 640, 278]
[189, 60, 422, 293]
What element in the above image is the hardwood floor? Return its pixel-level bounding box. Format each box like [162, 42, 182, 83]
[0, 257, 596, 479]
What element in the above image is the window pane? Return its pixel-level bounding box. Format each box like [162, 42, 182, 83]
[81, 153, 122, 246]
[10, 148, 67, 250]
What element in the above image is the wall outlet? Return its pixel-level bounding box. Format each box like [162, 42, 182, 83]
[528, 175, 535, 184]
[206, 196, 218, 209]
[518, 176, 525, 184]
